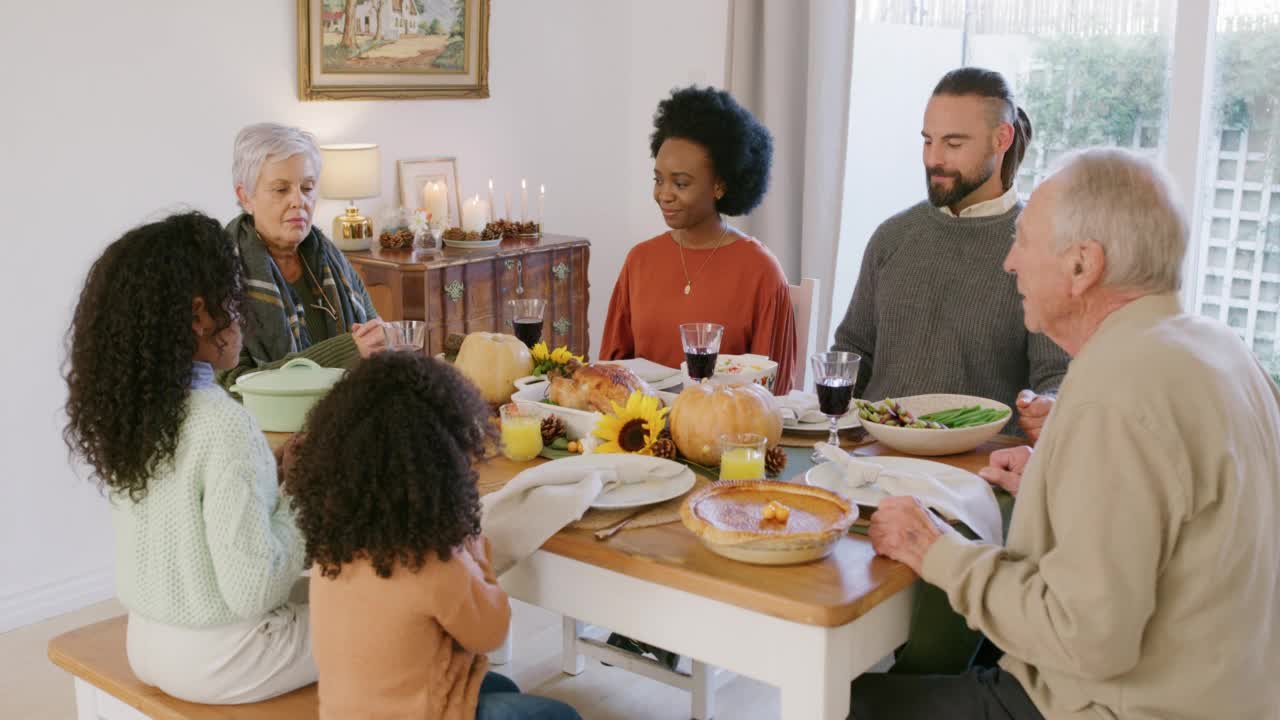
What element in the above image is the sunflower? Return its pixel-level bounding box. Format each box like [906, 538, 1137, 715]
[530, 342, 551, 364]
[593, 391, 670, 454]
[550, 346, 584, 365]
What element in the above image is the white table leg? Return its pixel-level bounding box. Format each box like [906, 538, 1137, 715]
[561, 616, 586, 675]
[487, 625, 513, 666]
[779, 663, 851, 720]
[691, 660, 716, 720]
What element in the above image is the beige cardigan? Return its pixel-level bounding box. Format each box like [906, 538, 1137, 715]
[923, 294, 1280, 719]
[310, 538, 510, 720]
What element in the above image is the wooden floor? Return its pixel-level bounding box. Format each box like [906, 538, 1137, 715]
[3, 598, 782, 720]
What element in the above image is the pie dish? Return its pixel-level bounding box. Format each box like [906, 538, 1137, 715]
[680, 480, 856, 565]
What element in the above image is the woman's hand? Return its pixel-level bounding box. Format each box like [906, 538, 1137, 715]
[978, 445, 1033, 496]
[351, 319, 387, 358]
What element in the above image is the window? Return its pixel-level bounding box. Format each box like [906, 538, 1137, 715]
[837, 1, 1280, 385]
[1191, 2, 1280, 383]
[835, 1, 1174, 341]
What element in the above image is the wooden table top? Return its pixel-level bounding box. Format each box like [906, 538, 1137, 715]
[265, 432, 1021, 628]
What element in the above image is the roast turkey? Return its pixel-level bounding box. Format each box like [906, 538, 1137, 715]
[548, 362, 658, 414]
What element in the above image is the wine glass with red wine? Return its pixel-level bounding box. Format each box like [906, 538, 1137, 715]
[679, 323, 724, 382]
[506, 299, 547, 348]
[809, 351, 861, 462]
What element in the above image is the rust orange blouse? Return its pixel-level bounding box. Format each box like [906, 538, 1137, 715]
[599, 232, 796, 394]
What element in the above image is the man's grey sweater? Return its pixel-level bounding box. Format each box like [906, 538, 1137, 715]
[832, 201, 1069, 427]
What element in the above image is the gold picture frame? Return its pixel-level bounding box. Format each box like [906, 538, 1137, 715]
[298, 0, 489, 100]
[397, 157, 463, 224]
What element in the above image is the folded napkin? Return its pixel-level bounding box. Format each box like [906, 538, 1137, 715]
[815, 443, 1002, 543]
[480, 462, 616, 575]
[610, 357, 681, 384]
[778, 390, 829, 424]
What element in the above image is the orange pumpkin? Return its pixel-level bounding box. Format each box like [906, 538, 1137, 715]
[669, 382, 783, 466]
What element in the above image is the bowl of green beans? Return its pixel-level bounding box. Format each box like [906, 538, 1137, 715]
[853, 394, 1012, 456]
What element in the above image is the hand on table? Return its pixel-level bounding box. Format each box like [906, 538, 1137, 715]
[868, 496, 951, 574]
[978, 445, 1032, 496]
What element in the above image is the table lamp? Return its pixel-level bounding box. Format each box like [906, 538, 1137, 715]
[319, 143, 380, 251]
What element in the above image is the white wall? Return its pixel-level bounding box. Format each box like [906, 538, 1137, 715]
[0, 0, 728, 632]
[830, 24, 962, 347]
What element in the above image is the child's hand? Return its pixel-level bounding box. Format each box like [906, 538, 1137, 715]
[464, 535, 496, 582]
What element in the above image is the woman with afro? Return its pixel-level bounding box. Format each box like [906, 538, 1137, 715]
[599, 85, 797, 393]
[288, 352, 582, 720]
[63, 211, 315, 703]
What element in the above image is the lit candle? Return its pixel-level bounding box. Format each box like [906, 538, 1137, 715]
[520, 178, 528, 222]
[538, 184, 545, 226]
[487, 178, 495, 223]
[422, 182, 448, 226]
[461, 194, 488, 233]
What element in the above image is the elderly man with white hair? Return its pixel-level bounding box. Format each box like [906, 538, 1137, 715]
[219, 122, 385, 390]
[850, 149, 1280, 719]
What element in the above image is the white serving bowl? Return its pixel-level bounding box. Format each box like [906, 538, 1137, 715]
[860, 393, 1011, 456]
[680, 353, 779, 392]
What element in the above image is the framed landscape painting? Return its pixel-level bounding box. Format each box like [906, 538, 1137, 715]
[298, 0, 490, 100]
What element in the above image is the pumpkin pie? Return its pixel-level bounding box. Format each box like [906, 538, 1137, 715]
[680, 480, 856, 565]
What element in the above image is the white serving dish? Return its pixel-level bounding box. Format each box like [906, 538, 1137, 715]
[859, 393, 1011, 456]
[681, 353, 779, 393]
[511, 380, 677, 441]
[230, 358, 345, 432]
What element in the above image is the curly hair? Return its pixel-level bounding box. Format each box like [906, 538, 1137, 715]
[64, 211, 244, 501]
[285, 353, 498, 579]
[650, 85, 774, 216]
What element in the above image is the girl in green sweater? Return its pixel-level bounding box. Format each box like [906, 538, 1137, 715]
[64, 211, 315, 703]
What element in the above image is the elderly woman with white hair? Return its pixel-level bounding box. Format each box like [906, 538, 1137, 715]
[851, 149, 1280, 719]
[219, 122, 384, 389]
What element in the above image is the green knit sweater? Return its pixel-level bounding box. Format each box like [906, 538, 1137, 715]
[111, 386, 305, 627]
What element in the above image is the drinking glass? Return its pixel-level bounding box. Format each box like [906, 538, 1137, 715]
[382, 320, 427, 353]
[809, 351, 861, 462]
[499, 403, 543, 462]
[718, 433, 767, 481]
[679, 323, 724, 382]
[507, 299, 546, 348]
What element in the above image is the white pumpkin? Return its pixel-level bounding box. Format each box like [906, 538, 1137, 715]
[454, 332, 533, 404]
[669, 382, 783, 466]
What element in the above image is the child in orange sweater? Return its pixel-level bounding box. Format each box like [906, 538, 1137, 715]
[287, 352, 581, 720]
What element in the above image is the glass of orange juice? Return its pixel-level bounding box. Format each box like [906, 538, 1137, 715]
[718, 433, 767, 481]
[499, 404, 543, 462]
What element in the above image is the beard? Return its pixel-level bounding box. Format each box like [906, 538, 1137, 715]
[926, 158, 997, 208]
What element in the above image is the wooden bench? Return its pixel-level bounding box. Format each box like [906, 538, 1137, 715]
[47, 615, 317, 720]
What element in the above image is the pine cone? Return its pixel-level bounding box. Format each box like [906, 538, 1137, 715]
[395, 228, 414, 246]
[541, 415, 566, 445]
[658, 426, 672, 441]
[650, 437, 677, 460]
[765, 445, 788, 477]
[442, 227, 465, 241]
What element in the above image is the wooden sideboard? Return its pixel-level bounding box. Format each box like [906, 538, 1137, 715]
[344, 234, 591, 357]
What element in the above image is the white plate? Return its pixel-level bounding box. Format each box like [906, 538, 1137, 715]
[536, 454, 697, 510]
[803, 455, 981, 508]
[444, 238, 502, 249]
[607, 358, 683, 390]
[782, 414, 861, 433]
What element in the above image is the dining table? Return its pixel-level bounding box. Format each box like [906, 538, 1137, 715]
[265, 430, 1020, 720]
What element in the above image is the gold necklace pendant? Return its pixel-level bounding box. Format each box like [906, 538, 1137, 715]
[684, 283, 691, 295]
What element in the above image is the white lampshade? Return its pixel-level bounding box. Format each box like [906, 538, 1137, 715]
[318, 143, 381, 200]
